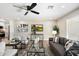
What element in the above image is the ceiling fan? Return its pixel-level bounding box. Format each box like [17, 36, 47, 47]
[13, 3, 39, 15]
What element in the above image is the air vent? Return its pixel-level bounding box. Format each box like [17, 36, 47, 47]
[48, 6, 54, 9]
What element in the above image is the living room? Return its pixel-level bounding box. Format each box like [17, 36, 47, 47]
[0, 3, 79, 56]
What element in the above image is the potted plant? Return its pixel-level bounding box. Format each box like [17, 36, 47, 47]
[53, 25, 59, 35]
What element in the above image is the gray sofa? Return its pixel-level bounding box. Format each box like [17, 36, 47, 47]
[49, 37, 68, 56]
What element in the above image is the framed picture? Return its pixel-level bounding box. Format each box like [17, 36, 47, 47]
[16, 24, 28, 32]
[31, 24, 43, 32]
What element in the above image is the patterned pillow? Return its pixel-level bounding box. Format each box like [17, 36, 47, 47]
[65, 40, 74, 51]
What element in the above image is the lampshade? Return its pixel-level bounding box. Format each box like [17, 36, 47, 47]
[52, 31, 57, 35]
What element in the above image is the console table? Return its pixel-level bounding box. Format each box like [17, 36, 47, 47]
[30, 34, 44, 48]
[27, 34, 45, 56]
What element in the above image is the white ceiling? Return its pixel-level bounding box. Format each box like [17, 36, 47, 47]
[0, 3, 79, 21]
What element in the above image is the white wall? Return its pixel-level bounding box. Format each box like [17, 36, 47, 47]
[57, 19, 66, 37]
[57, 8, 79, 40]
[10, 20, 56, 40]
[9, 20, 14, 40]
[67, 15, 79, 41]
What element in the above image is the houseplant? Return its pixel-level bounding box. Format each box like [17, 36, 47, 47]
[53, 25, 59, 35]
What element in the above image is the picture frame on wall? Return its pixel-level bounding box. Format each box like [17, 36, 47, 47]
[31, 24, 43, 32]
[16, 24, 28, 33]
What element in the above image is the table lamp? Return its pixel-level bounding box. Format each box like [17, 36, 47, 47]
[52, 30, 57, 37]
[52, 31, 57, 42]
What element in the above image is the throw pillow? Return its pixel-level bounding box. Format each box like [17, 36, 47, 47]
[65, 40, 74, 51]
[73, 41, 79, 48]
[53, 37, 59, 43]
[59, 37, 67, 46]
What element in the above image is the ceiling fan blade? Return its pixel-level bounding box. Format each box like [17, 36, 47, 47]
[31, 10, 39, 14]
[29, 3, 37, 10]
[24, 12, 28, 15]
[13, 5, 27, 10]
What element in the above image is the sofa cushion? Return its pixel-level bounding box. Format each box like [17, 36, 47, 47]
[59, 37, 68, 46]
[50, 41, 65, 56]
[63, 38, 68, 45]
[49, 38, 53, 41]
[59, 37, 64, 45]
